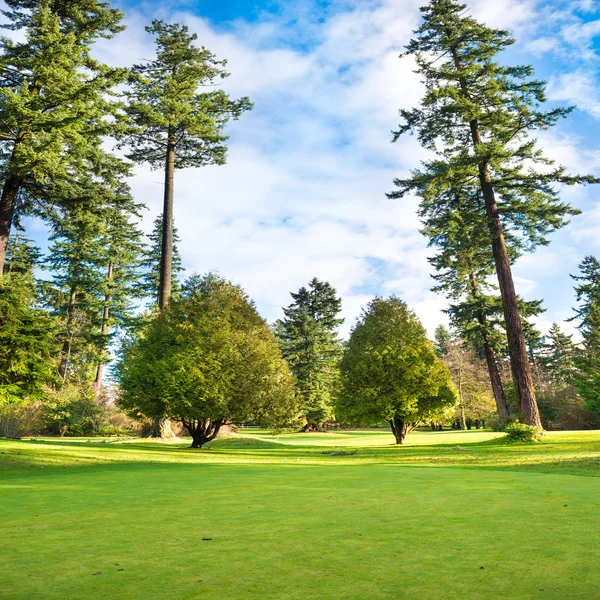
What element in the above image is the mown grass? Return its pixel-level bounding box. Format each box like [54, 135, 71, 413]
[1, 429, 600, 599]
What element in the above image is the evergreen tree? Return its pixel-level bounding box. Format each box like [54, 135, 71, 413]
[541, 323, 578, 386]
[121, 20, 252, 309]
[275, 278, 343, 429]
[0, 271, 58, 403]
[434, 324, 451, 358]
[138, 214, 184, 307]
[45, 204, 106, 381]
[337, 297, 456, 444]
[94, 187, 145, 390]
[390, 0, 598, 429]
[571, 256, 600, 417]
[0, 0, 126, 273]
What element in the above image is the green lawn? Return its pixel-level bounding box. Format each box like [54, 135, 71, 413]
[1, 429, 600, 599]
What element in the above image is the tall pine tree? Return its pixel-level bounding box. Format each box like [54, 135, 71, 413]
[390, 0, 598, 429]
[121, 20, 252, 309]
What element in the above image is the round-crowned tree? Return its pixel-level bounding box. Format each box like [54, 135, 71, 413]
[337, 297, 456, 444]
[118, 274, 297, 448]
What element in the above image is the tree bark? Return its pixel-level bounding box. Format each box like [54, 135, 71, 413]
[158, 134, 175, 311]
[0, 174, 22, 276]
[58, 283, 78, 380]
[388, 416, 408, 444]
[451, 48, 542, 430]
[467, 269, 510, 420]
[94, 259, 113, 394]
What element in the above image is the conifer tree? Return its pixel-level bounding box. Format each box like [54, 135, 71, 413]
[541, 323, 578, 386]
[46, 205, 106, 381]
[390, 0, 598, 429]
[94, 187, 145, 390]
[275, 278, 343, 429]
[121, 20, 252, 309]
[571, 256, 600, 417]
[138, 214, 184, 307]
[0, 0, 126, 273]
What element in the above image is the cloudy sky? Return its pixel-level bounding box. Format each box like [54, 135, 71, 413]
[39, 0, 600, 336]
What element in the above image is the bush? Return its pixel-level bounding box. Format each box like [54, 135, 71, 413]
[504, 421, 542, 443]
[0, 402, 41, 438]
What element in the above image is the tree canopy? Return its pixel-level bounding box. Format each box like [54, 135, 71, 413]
[337, 296, 456, 443]
[118, 274, 298, 447]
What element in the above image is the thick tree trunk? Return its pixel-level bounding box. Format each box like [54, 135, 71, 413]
[58, 284, 78, 380]
[158, 137, 175, 311]
[388, 416, 408, 444]
[95, 260, 113, 394]
[185, 418, 224, 449]
[0, 174, 22, 276]
[147, 418, 175, 439]
[468, 270, 510, 420]
[451, 48, 542, 430]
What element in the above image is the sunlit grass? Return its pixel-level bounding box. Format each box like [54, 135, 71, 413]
[1, 429, 600, 599]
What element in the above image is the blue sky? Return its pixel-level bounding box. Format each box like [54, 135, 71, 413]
[26, 0, 600, 336]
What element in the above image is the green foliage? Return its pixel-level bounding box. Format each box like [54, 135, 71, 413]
[137, 213, 184, 305]
[504, 421, 542, 443]
[119, 274, 298, 447]
[337, 297, 456, 439]
[121, 19, 252, 170]
[275, 277, 343, 428]
[0, 0, 127, 261]
[571, 256, 600, 417]
[0, 274, 58, 403]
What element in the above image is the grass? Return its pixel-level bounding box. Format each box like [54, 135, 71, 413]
[1, 428, 600, 599]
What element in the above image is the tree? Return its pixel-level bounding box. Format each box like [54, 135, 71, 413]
[571, 257, 600, 417]
[337, 297, 456, 444]
[121, 20, 252, 310]
[94, 188, 145, 391]
[0, 0, 126, 273]
[434, 324, 451, 358]
[390, 1, 598, 429]
[0, 272, 58, 403]
[275, 277, 343, 429]
[137, 213, 184, 307]
[118, 274, 297, 448]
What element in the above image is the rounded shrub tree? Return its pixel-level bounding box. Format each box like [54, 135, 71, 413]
[337, 297, 456, 444]
[119, 274, 297, 448]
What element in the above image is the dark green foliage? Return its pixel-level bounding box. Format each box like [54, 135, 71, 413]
[571, 257, 600, 417]
[434, 324, 451, 357]
[275, 278, 343, 428]
[119, 274, 298, 448]
[138, 214, 184, 306]
[122, 19, 252, 171]
[337, 296, 456, 443]
[0, 0, 127, 272]
[0, 273, 58, 403]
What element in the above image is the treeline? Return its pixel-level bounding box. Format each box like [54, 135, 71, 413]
[1, 0, 600, 443]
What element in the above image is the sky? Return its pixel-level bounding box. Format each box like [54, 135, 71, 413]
[26, 0, 600, 337]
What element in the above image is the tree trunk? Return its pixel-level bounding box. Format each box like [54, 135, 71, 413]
[0, 174, 22, 276]
[58, 284, 78, 380]
[158, 135, 175, 311]
[451, 48, 542, 430]
[147, 418, 175, 439]
[185, 418, 223, 449]
[95, 259, 113, 394]
[467, 269, 510, 420]
[388, 416, 408, 444]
